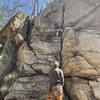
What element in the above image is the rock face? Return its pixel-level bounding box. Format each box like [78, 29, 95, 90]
[0, 39, 17, 83]
[62, 30, 99, 78]
[0, 0, 100, 100]
[0, 13, 28, 39]
[43, 0, 100, 100]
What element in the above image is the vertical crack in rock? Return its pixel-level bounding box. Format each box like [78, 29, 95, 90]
[59, 5, 65, 66]
[59, 30, 63, 66]
[88, 80, 96, 100]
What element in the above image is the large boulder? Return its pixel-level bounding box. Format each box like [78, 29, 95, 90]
[43, 0, 100, 33]
[30, 16, 56, 41]
[64, 77, 92, 100]
[89, 78, 100, 100]
[1, 0, 100, 99]
[0, 39, 17, 84]
[14, 34, 24, 47]
[30, 40, 60, 54]
[43, 0, 100, 99]
[62, 29, 100, 78]
[2, 16, 61, 99]
[1, 75, 49, 100]
[0, 13, 28, 39]
[17, 42, 53, 75]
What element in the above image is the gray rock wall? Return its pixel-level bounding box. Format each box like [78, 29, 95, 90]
[0, 0, 100, 99]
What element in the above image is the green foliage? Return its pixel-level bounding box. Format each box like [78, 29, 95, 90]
[0, 26, 3, 31]
[0, 13, 4, 29]
[0, 13, 4, 30]
[0, 13, 4, 18]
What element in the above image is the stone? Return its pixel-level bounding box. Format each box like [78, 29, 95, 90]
[43, 0, 100, 99]
[79, 31, 100, 69]
[0, 13, 28, 39]
[3, 76, 49, 100]
[17, 42, 36, 65]
[43, 0, 100, 33]
[89, 78, 100, 100]
[42, 0, 63, 26]
[63, 57, 98, 77]
[62, 29, 78, 60]
[62, 29, 100, 78]
[0, 39, 17, 83]
[1, 0, 100, 99]
[4, 71, 18, 82]
[17, 42, 52, 75]
[30, 16, 56, 41]
[30, 40, 60, 54]
[64, 77, 92, 100]
[15, 34, 24, 47]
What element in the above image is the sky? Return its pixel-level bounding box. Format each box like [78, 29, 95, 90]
[0, 0, 53, 27]
[1, 0, 53, 16]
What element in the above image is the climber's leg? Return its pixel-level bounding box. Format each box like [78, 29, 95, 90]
[56, 94, 63, 100]
[48, 93, 52, 100]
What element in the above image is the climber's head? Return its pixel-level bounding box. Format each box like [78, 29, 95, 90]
[53, 61, 60, 68]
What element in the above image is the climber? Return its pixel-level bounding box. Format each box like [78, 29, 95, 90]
[48, 61, 64, 100]
[55, 24, 64, 66]
[55, 24, 63, 37]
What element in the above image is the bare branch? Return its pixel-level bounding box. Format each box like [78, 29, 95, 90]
[38, 2, 44, 16]
[31, 0, 37, 17]
[45, 0, 48, 7]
